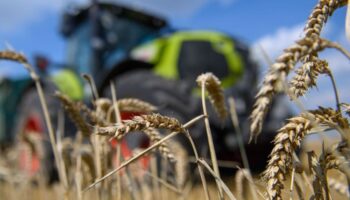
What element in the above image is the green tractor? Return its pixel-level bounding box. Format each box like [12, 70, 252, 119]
[0, 2, 290, 179]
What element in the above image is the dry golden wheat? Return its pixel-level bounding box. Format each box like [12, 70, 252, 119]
[250, 0, 347, 141]
[235, 168, 250, 200]
[96, 113, 185, 139]
[143, 128, 176, 163]
[304, 0, 347, 38]
[250, 38, 336, 142]
[55, 92, 91, 137]
[0, 50, 28, 63]
[323, 142, 349, 170]
[264, 107, 348, 200]
[117, 98, 157, 113]
[289, 58, 330, 98]
[78, 102, 108, 126]
[196, 72, 227, 120]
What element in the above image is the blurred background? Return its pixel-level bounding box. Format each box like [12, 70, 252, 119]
[0, 0, 348, 109]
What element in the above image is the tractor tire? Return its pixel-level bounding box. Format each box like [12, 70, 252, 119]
[103, 69, 203, 150]
[102, 70, 204, 182]
[14, 86, 59, 183]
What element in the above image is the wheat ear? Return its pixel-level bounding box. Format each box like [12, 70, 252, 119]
[197, 72, 224, 199]
[84, 114, 205, 191]
[196, 72, 227, 120]
[264, 107, 348, 200]
[55, 92, 91, 137]
[304, 0, 347, 38]
[96, 113, 185, 139]
[250, 0, 347, 142]
[116, 98, 157, 113]
[250, 36, 343, 142]
[143, 128, 176, 163]
[289, 58, 329, 98]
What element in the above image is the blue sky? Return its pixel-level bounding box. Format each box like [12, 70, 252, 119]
[0, 0, 349, 110]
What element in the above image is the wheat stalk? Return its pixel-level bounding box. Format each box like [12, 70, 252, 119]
[0, 50, 69, 193]
[307, 151, 326, 200]
[197, 72, 225, 199]
[235, 169, 250, 200]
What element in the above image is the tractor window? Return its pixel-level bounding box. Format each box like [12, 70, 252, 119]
[178, 41, 229, 82]
[66, 22, 92, 75]
[65, 9, 163, 73]
[100, 10, 161, 69]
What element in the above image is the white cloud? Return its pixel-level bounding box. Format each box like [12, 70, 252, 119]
[252, 22, 334, 64]
[0, 0, 236, 34]
[252, 24, 304, 64]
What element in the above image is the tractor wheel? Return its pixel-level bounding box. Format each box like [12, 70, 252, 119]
[103, 70, 203, 182]
[14, 87, 59, 183]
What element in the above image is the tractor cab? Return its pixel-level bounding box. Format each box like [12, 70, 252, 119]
[60, 3, 168, 87]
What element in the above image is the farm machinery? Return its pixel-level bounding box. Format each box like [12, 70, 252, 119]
[0, 1, 291, 180]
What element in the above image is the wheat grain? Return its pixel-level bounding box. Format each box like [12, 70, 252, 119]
[264, 107, 347, 200]
[265, 115, 313, 200]
[55, 92, 91, 137]
[250, 38, 334, 142]
[324, 143, 349, 170]
[289, 58, 329, 98]
[249, 0, 348, 141]
[78, 102, 107, 126]
[117, 98, 157, 113]
[197, 72, 227, 120]
[0, 50, 27, 63]
[96, 113, 185, 139]
[304, 0, 347, 39]
[143, 128, 176, 163]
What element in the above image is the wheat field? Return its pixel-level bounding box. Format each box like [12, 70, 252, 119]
[1, 0, 350, 199]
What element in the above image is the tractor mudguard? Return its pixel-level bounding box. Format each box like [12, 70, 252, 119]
[49, 69, 84, 101]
